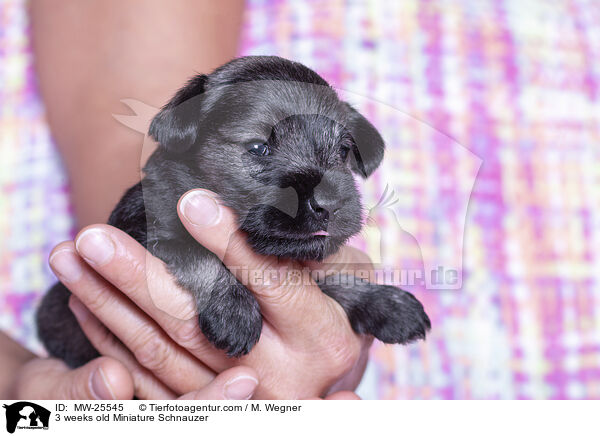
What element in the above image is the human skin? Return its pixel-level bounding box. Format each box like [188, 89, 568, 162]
[10, 351, 261, 401]
[2, 0, 371, 399]
[2, 0, 246, 400]
[0, 327, 263, 400]
[45, 190, 372, 399]
[29, 0, 245, 228]
[6, 346, 359, 400]
[3, 190, 369, 399]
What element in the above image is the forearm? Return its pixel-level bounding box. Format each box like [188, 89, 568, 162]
[0, 333, 35, 398]
[30, 0, 244, 228]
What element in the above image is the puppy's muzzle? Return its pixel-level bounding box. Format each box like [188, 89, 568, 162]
[307, 193, 342, 226]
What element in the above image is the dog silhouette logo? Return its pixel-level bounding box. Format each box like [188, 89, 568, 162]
[3, 402, 50, 433]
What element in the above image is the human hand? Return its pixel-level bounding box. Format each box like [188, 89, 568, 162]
[11, 353, 261, 400]
[49, 189, 373, 399]
[48, 245, 260, 400]
[11, 356, 132, 400]
[11, 351, 357, 400]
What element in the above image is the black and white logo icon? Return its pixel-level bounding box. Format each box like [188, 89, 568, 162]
[3, 402, 50, 433]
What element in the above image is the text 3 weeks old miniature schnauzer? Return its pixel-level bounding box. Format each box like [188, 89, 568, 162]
[37, 56, 431, 367]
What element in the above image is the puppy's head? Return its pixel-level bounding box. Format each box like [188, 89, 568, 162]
[147, 56, 384, 261]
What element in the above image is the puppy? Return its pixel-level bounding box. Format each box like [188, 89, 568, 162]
[37, 56, 430, 368]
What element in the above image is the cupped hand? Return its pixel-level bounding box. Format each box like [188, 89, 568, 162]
[48, 245, 259, 400]
[49, 189, 373, 399]
[12, 354, 259, 400]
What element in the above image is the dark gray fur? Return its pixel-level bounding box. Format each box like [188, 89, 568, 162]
[37, 56, 430, 367]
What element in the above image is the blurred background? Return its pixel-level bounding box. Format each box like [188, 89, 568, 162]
[1, 0, 599, 399]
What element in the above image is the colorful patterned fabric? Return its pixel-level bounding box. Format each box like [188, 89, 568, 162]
[0, 0, 75, 354]
[1, 0, 599, 399]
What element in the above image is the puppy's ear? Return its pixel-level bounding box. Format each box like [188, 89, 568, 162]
[148, 74, 208, 153]
[344, 103, 385, 178]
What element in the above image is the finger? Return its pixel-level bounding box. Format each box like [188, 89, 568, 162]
[324, 335, 373, 394]
[69, 225, 230, 369]
[15, 356, 133, 400]
[177, 189, 334, 334]
[49, 243, 217, 393]
[324, 391, 361, 400]
[303, 245, 375, 280]
[69, 295, 179, 400]
[72, 226, 197, 321]
[178, 366, 258, 400]
[303, 246, 376, 294]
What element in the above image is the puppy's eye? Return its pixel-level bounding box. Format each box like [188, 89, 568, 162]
[339, 145, 351, 161]
[247, 142, 271, 156]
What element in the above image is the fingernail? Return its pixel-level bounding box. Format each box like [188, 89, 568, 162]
[223, 375, 258, 400]
[68, 295, 89, 323]
[91, 366, 116, 400]
[76, 229, 115, 266]
[49, 249, 83, 283]
[180, 191, 221, 227]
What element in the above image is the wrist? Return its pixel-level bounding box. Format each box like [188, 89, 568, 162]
[0, 332, 36, 399]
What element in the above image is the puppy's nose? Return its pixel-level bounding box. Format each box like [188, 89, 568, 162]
[307, 195, 342, 224]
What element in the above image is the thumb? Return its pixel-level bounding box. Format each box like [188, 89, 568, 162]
[177, 189, 328, 334]
[16, 356, 133, 400]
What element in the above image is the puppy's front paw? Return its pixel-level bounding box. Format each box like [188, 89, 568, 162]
[359, 286, 431, 344]
[199, 282, 263, 357]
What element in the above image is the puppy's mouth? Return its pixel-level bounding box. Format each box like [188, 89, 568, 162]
[244, 231, 343, 261]
[289, 230, 330, 239]
[238, 206, 356, 260]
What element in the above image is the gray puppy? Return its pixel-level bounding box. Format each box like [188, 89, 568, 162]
[37, 56, 430, 367]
